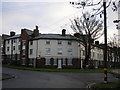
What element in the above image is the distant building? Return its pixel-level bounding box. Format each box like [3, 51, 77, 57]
[1, 34, 10, 63]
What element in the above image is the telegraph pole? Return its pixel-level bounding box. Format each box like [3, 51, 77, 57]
[103, 0, 108, 83]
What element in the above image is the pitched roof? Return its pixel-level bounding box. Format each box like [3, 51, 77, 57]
[25, 29, 33, 35]
[32, 34, 78, 40]
[2, 34, 10, 39]
[5, 34, 21, 40]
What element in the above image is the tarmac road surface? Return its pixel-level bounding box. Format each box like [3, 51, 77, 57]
[2, 67, 118, 88]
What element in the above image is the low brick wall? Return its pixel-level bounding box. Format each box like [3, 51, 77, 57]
[36, 58, 81, 69]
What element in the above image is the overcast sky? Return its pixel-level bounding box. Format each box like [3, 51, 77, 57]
[0, 0, 119, 43]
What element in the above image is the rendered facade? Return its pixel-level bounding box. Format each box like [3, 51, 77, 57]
[2, 26, 105, 69]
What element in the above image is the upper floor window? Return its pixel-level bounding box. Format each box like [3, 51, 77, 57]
[46, 40, 50, 45]
[57, 48, 62, 55]
[83, 50, 85, 56]
[22, 49, 25, 55]
[7, 40, 10, 44]
[19, 39, 20, 42]
[30, 49, 33, 55]
[45, 48, 51, 55]
[18, 45, 20, 51]
[68, 41, 72, 45]
[30, 41, 33, 45]
[7, 47, 9, 51]
[13, 39, 16, 43]
[13, 46, 15, 50]
[58, 40, 62, 45]
[11, 40, 13, 44]
[22, 40, 26, 46]
[68, 48, 72, 55]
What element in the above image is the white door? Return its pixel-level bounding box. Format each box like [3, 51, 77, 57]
[57, 59, 62, 69]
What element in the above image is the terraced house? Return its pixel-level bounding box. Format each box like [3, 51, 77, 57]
[2, 26, 104, 69]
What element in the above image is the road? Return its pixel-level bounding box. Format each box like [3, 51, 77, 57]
[2, 67, 118, 88]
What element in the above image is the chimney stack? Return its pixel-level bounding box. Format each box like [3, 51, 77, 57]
[95, 41, 99, 45]
[33, 25, 39, 36]
[62, 29, 66, 36]
[36, 26, 38, 30]
[10, 31, 15, 36]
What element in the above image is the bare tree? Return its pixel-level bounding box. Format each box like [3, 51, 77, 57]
[71, 12, 103, 69]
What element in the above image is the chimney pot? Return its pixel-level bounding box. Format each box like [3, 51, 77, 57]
[10, 31, 15, 36]
[62, 29, 66, 36]
[36, 26, 38, 30]
[95, 41, 99, 45]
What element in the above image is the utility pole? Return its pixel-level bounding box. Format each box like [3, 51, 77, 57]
[103, 0, 107, 83]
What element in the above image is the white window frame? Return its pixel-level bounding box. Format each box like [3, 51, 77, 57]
[18, 45, 20, 51]
[45, 57, 50, 65]
[57, 48, 62, 55]
[68, 48, 72, 55]
[45, 48, 51, 55]
[54, 58, 57, 65]
[83, 50, 85, 56]
[7, 40, 10, 44]
[62, 58, 66, 65]
[30, 41, 33, 45]
[13, 39, 16, 43]
[68, 58, 72, 65]
[22, 49, 25, 55]
[7, 47, 9, 52]
[13, 46, 15, 50]
[68, 41, 72, 45]
[58, 40, 62, 45]
[30, 49, 33, 55]
[46, 40, 50, 45]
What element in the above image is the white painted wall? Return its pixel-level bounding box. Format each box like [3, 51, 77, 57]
[5, 38, 20, 55]
[91, 47, 103, 61]
[29, 39, 79, 59]
[29, 39, 104, 61]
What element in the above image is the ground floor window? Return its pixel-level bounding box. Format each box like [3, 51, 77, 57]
[45, 57, 50, 65]
[54, 58, 57, 65]
[68, 58, 72, 65]
[62, 58, 66, 65]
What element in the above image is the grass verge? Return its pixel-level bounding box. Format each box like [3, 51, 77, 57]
[93, 81, 120, 89]
[2, 64, 113, 73]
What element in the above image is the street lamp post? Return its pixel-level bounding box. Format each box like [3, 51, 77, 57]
[103, 0, 108, 83]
